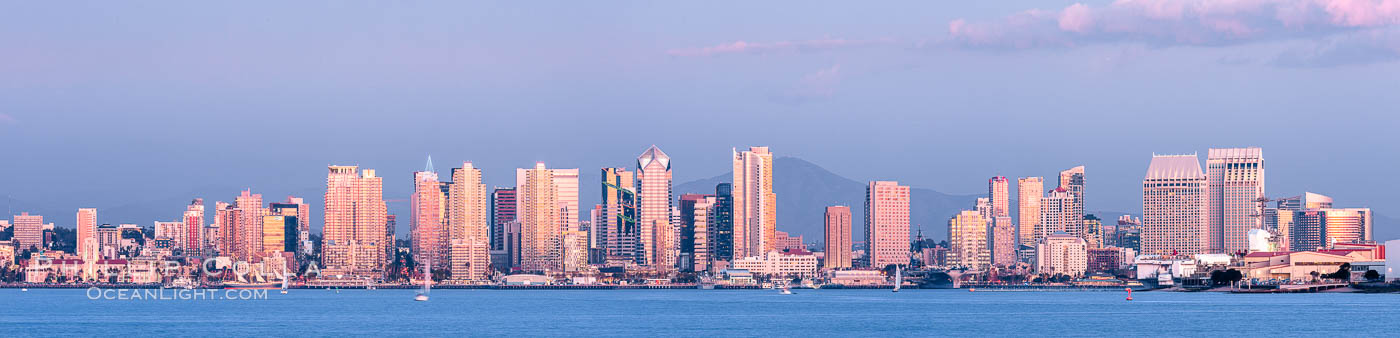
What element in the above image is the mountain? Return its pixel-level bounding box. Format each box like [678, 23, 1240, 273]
[675, 157, 980, 243]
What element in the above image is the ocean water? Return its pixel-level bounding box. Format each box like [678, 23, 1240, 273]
[3, 288, 1396, 337]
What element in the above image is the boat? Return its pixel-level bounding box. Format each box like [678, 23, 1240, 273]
[166, 277, 198, 290]
[414, 259, 430, 301]
[892, 265, 902, 293]
[20, 288, 27, 292]
[779, 286, 794, 295]
[280, 273, 291, 294]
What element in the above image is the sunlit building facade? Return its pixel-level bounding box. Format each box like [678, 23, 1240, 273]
[865, 181, 910, 268]
[1017, 177, 1043, 246]
[1206, 147, 1265, 254]
[322, 165, 387, 277]
[637, 145, 675, 270]
[1142, 154, 1209, 256]
[732, 146, 776, 258]
[447, 162, 490, 281]
[517, 163, 563, 273]
[824, 205, 852, 269]
[599, 168, 638, 263]
[948, 210, 989, 270]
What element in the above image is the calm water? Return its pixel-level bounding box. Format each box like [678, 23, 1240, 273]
[3, 288, 1396, 336]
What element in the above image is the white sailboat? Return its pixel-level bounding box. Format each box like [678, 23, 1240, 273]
[414, 259, 430, 301]
[280, 273, 291, 294]
[892, 265, 902, 293]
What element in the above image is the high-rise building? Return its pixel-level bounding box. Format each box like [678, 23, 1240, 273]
[732, 146, 776, 258]
[1142, 154, 1208, 256]
[262, 215, 290, 256]
[1082, 214, 1103, 249]
[269, 197, 309, 256]
[551, 169, 581, 234]
[213, 201, 234, 255]
[599, 168, 637, 263]
[231, 190, 265, 262]
[989, 176, 1010, 218]
[411, 160, 447, 270]
[76, 208, 98, 258]
[491, 188, 517, 251]
[183, 199, 205, 257]
[1017, 177, 1043, 246]
[322, 165, 388, 277]
[711, 183, 734, 264]
[518, 163, 563, 273]
[1059, 166, 1085, 226]
[637, 145, 675, 270]
[948, 210, 989, 270]
[1036, 232, 1088, 277]
[1293, 208, 1372, 251]
[447, 162, 490, 281]
[680, 194, 717, 272]
[990, 216, 1016, 267]
[1206, 147, 1265, 254]
[1262, 208, 1293, 251]
[385, 214, 397, 268]
[865, 181, 911, 268]
[1038, 188, 1078, 240]
[824, 206, 852, 269]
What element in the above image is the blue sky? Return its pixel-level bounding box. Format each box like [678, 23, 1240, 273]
[1, 1, 1397, 238]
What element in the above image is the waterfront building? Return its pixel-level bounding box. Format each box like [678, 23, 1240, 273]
[775, 231, 805, 252]
[517, 163, 564, 273]
[865, 181, 911, 268]
[411, 160, 447, 270]
[562, 229, 589, 273]
[730, 250, 819, 278]
[824, 205, 852, 269]
[1017, 177, 1043, 246]
[230, 190, 265, 262]
[1036, 232, 1088, 277]
[1141, 154, 1209, 256]
[1263, 208, 1294, 251]
[1087, 247, 1136, 273]
[76, 208, 97, 258]
[1206, 147, 1265, 254]
[637, 145, 675, 271]
[599, 168, 638, 263]
[491, 188, 516, 251]
[948, 210, 989, 270]
[732, 146, 776, 258]
[322, 165, 388, 277]
[679, 194, 717, 272]
[1242, 251, 1356, 281]
[447, 162, 490, 281]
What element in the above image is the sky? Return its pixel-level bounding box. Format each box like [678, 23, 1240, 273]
[1, 1, 1398, 238]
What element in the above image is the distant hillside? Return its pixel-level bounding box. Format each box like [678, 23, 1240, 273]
[675, 157, 980, 243]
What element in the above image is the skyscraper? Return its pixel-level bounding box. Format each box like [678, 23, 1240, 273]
[1206, 147, 1265, 254]
[268, 197, 306, 256]
[232, 189, 265, 262]
[989, 176, 1010, 217]
[1058, 166, 1085, 236]
[322, 165, 388, 277]
[599, 168, 637, 263]
[1142, 154, 1208, 256]
[732, 146, 776, 258]
[948, 210, 989, 270]
[518, 162, 563, 273]
[680, 193, 717, 272]
[13, 212, 43, 252]
[183, 199, 205, 257]
[1017, 177, 1043, 246]
[824, 205, 852, 269]
[637, 145, 674, 270]
[1035, 232, 1088, 277]
[1293, 207, 1372, 251]
[1038, 188, 1077, 241]
[447, 162, 490, 281]
[711, 183, 734, 263]
[865, 181, 911, 268]
[491, 188, 517, 252]
[76, 208, 97, 258]
[410, 159, 447, 270]
[990, 216, 1016, 267]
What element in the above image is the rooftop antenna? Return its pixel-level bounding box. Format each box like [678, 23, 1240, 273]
[425, 155, 435, 173]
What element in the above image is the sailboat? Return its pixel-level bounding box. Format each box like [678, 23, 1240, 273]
[414, 259, 430, 301]
[280, 273, 291, 294]
[778, 285, 794, 295]
[892, 265, 902, 293]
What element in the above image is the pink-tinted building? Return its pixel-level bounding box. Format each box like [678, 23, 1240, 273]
[13, 212, 44, 252]
[411, 161, 447, 270]
[989, 176, 1010, 218]
[865, 181, 910, 268]
[322, 165, 388, 277]
[824, 206, 852, 269]
[76, 208, 98, 257]
[637, 145, 674, 270]
[183, 199, 205, 257]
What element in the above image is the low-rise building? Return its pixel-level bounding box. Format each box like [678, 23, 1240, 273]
[1036, 232, 1087, 277]
[1087, 247, 1136, 273]
[731, 250, 819, 277]
[826, 270, 885, 286]
[1242, 251, 1354, 281]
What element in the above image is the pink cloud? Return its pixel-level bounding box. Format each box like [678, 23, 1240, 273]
[0, 113, 15, 125]
[666, 38, 896, 57]
[947, 0, 1400, 48]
